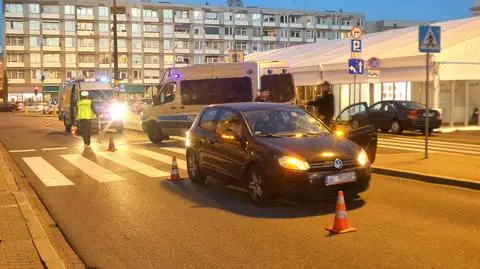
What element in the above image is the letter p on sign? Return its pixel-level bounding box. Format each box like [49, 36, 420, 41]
[351, 40, 362, 53]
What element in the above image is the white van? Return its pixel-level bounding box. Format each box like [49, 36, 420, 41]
[142, 61, 296, 143]
[58, 79, 125, 134]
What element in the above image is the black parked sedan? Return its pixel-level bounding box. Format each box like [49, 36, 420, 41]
[185, 103, 377, 205]
[336, 101, 442, 135]
[0, 103, 17, 112]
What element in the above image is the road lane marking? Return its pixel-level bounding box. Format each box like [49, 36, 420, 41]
[97, 152, 169, 178]
[378, 141, 477, 155]
[378, 139, 480, 151]
[9, 149, 36, 153]
[131, 149, 187, 170]
[131, 141, 152, 145]
[161, 147, 186, 155]
[23, 157, 74, 187]
[42, 147, 68, 151]
[61, 154, 126, 183]
[384, 137, 480, 149]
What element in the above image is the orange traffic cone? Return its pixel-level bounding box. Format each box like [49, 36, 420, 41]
[71, 126, 76, 136]
[169, 156, 182, 181]
[325, 191, 356, 234]
[107, 136, 116, 152]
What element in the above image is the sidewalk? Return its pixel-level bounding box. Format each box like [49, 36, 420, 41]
[0, 144, 85, 269]
[14, 112, 57, 118]
[373, 153, 480, 190]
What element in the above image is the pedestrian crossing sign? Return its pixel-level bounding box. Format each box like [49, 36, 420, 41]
[419, 25, 441, 53]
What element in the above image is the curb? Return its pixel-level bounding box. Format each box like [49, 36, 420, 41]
[14, 113, 57, 118]
[372, 166, 480, 191]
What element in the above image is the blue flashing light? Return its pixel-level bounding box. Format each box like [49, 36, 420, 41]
[100, 76, 109, 83]
[173, 73, 180, 79]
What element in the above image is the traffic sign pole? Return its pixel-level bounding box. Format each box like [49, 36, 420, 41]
[425, 53, 430, 159]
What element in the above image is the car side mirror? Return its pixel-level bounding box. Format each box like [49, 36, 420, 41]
[221, 128, 241, 141]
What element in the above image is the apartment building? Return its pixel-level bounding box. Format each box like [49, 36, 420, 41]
[3, 0, 364, 101]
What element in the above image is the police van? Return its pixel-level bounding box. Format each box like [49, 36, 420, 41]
[58, 78, 126, 134]
[142, 61, 295, 143]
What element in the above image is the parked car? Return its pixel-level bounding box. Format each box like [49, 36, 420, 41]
[335, 101, 442, 135]
[0, 103, 17, 112]
[185, 102, 378, 205]
[42, 100, 59, 115]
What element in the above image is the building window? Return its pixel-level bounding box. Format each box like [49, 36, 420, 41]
[305, 30, 314, 39]
[175, 55, 189, 64]
[224, 27, 233, 36]
[195, 40, 204, 50]
[30, 36, 41, 48]
[6, 36, 24, 46]
[264, 43, 276, 51]
[119, 54, 128, 64]
[164, 55, 174, 65]
[174, 10, 189, 19]
[32, 70, 42, 80]
[79, 38, 94, 47]
[340, 19, 351, 26]
[263, 28, 276, 37]
[6, 4, 24, 13]
[206, 41, 220, 50]
[290, 30, 301, 38]
[194, 11, 203, 20]
[144, 70, 159, 79]
[224, 12, 233, 21]
[132, 39, 142, 49]
[132, 55, 142, 64]
[64, 5, 75, 15]
[6, 21, 24, 30]
[131, 8, 141, 17]
[29, 21, 40, 31]
[280, 15, 288, 24]
[316, 31, 326, 39]
[42, 5, 59, 13]
[99, 23, 110, 33]
[235, 13, 247, 20]
[81, 70, 95, 79]
[356, 19, 363, 27]
[143, 24, 158, 33]
[43, 54, 60, 63]
[65, 54, 76, 64]
[77, 22, 94, 31]
[43, 37, 60, 46]
[65, 21, 75, 32]
[46, 69, 61, 80]
[144, 39, 159, 49]
[235, 42, 247, 51]
[145, 55, 159, 64]
[8, 70, 25, 79]
[143, 9, 158, 18]
[42, 21, 59, 31]
[99, 6, 109, 17]
[66, 70, 77, 80]
[252, 13, 262, 24]
[235, 27, 247, 36]
[6, 53, 24, 63]
[119, 70, 128, 80]
[163, 10, 173, 19]
[252, 28, 261, 37]
[76, 7, 93, 16]
[133, 70, 142, 80]
[316, 17, 328, 25]
[263, 15, 275, 23]
[289, 15, 301, 24]
[79, 54, 95, 63]
[224, 41, 233, 51]
[164, 40, 174, 50]
[65, 37, 76, 48]
[194, 26, 203, 35]
[206, 56, 220, 63]
[175, 40, 189, 49]
[164, 25, 173, 34]
[194, 56, 204, 64]
[99, 54, 111, 64]
[205, 12, 218, 20]
[117, 24, 127, 32]
[116, 39, 127, 48]
[29, 4, 40, 14]
[252, 42, 260, 52]
[280, 29, 288, 38]
[205, 27, 220, 35]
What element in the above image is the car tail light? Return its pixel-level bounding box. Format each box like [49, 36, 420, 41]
[407, 110, 418, 120]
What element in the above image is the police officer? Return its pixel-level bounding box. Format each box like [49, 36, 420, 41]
[306, 81, 335, 126]
[77, 91, 98, 149]
[254, 88, 273, 102]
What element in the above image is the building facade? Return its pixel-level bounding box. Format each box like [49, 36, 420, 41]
[366, 20, 431, 34]
[3, 0, 364, 102]
[472, 0, 480, 16]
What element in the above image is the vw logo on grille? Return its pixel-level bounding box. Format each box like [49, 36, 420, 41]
[333, 159, 343, 170]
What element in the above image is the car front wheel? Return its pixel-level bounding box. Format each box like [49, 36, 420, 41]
[186, 150, 206, 184]
[247, 165, 272, 206]
[390, 120, 403, 134]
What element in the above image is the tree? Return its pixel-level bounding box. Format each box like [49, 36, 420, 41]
[2, 71, 8, 104]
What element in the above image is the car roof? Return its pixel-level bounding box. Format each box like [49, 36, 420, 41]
[206, 102, 299, 112]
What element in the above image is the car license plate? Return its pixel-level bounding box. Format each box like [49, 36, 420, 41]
[325, 172, 356, 186]
[423, 112, 435, 117]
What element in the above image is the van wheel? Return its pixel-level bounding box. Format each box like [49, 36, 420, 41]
[148, 122, 164, 144]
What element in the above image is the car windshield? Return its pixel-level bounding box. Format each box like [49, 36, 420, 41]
[401, 102, 425, 109]
[243, 109, 330, 137]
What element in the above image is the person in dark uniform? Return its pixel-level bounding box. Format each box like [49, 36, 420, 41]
[306, 81, 335, 126]
[254, 88, 273, 102]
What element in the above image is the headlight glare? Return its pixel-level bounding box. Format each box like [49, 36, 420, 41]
[278, 156, 310, 171]
[357, 149, 369, 166]
[110, 104, 126, 119]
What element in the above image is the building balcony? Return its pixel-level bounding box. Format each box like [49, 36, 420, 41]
[163, 33, 173, 39]
[306, 38, 315, 43]
[262, 36, 277, 42]
[64, 15, 75, 20]
[132, 48, 142, 53]
[132, 80, 143, 84]
[43, 46, 61, 51]
[163, 49, 174, 54]
[340, 25, 352, 30]
[144, 64, 160, 69]
[99, 16, 109, 21]
[252, 37, 261, 41]
[194, 19, 204, 24]
[28, 14, 40, 19]
[44, 78, 61, 84]
[131, 16, 142, 22]
[205, 49, 220, 54]
[194, 35, 204, 39]
[235, 35, 249, 41]
[41, 13, 59, 19]
[8, 79, 25, 84]
[263, 22, 276, 27]
[205, 34, 220, 40]
[143, 17, 159, 23]
[117, 32, 127, 37]
[44, 62, 61, 68]
[30, 47, 41, 52]
[290, 37, 303, 42]
[234, 20, 248, 26]
[279, 37, 288, 42]
[144, 78, 160, 84]
[65, 47, 76, 52]
[65, 30, 76, 36]
[78, 63, 95, 68]
[77, 15, 94, 20]
[100, 31, 110, 37]
[144, 48, 160, 53]
[43, 30, 60, 35]
[132, 64, 142, 69]
[280, 23, 289, 28]
[6, 62, 25, 68]
[5, 12, 23, 18]
[316, 24, 330, 29]
[290, 23, 303, 28]
[205, 19, 219, 25]
[99, 63, 110, 68]
[144, 32, 159, 38]
[174, 18, 191, 24]
[224, 21, 234, 25]
[175, 48, 191, 54]
[175, 63, 189, 68]
[29, 30, 40, 35]
[119, 48, 128, 53]
[65, 63, 76, 68]
[194, 49, 204, 54]
[164, 18, 173, 23]
[77, 30, 95, 36]
[5, 28, 24, 35]
[5, 45, 25, 51]
[29, 63, 41, 68]
[224, 35, 233, 40]
[78, 47, 95, 52]
[114, 14, 127, 21]
[175, 32, 191, 39]
[119, 63, 128, 68]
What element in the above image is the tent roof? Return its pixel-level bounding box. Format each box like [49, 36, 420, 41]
[246, 16, 480, 72]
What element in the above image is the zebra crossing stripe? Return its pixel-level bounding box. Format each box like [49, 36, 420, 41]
[132, 149, 187, 170]
[97, 152, 170, 178]
[378, 141, 480, 155]
[23, 157, 74, 187]
[61, 154, 126, 183]
[161, 147, 186, 155]
[383, 137, 480, 149]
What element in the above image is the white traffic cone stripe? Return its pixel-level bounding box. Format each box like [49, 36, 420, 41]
[23, 157, 74, 187]
[337, 195, 345, 205]
[132, 149, 187, 170]
[61, 154, 126, 183]
[336, 211, 348, 219]
[98, 152, 169, 178]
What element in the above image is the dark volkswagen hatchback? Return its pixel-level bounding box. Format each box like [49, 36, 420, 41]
[186, 103, 378, 205]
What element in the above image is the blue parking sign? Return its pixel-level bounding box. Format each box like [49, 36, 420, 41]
[351, 40, 362, 53]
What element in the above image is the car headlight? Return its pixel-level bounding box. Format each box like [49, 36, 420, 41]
[357, 149, 369, 166]
[109, 104, 126, 119]
[278, 156, 310, 171]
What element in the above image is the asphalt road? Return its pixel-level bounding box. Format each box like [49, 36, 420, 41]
[1, 113, 479, 269]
